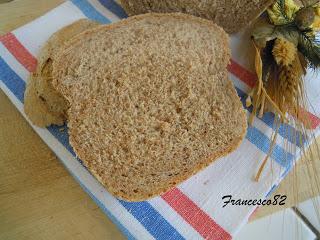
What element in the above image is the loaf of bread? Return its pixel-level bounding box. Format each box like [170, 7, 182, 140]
[118, 0, 274, 33]
[24, 19, 99, 127]
[52, 13, 247, 201]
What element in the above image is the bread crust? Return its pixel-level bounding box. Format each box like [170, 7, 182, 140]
[118, 0, 274, 33]
[24, 73, 65, 127]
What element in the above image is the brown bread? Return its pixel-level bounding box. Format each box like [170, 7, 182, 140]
[53, 13, 247, 201]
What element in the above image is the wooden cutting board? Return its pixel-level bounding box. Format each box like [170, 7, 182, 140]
[0, 1, 319, 239]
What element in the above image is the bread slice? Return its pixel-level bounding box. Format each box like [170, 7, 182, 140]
[118, 0, 274, 33]
[53, 13, 247, 201]
[24, 19, 100, 127]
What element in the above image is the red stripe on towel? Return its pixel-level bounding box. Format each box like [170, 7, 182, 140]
[307, 112, 320, 129]
[299, 108, 320, 130]
[162, 188, 232, 240]
[228, 59, 256, 88]
[227, 59, 320, 129]
[0, 32, 37, 72]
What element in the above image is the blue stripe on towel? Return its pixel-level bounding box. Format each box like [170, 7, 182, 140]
[71, 0, 111, 24]
[0, 58, 26, 102]
[97, 0, 128, 18]
[119, 200, 185, 240]
[246, 127, 294, 168]
[236, 87, 305, 147]
[265, 184, 278, 198]
[281, 161, 294, 179]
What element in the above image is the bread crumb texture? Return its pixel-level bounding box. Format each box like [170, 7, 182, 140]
[53, 14, 247, 201]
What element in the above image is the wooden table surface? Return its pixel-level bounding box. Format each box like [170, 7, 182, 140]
[1, 0, 319, 239]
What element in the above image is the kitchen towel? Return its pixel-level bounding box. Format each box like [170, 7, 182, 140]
[1, 1, 320, 239]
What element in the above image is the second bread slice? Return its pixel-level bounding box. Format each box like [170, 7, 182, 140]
[118, 0, 274, 33]
[24, 19, 99, 127]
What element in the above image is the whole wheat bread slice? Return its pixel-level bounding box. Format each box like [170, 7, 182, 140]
[118, 0, 274, 33]
[53, 13, 247, 201]
[24, 19, 99, 127]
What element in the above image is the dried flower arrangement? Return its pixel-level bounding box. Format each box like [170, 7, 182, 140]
[249, 0, 320, 180]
